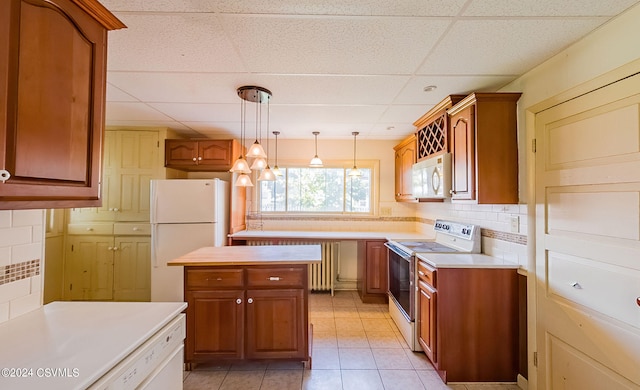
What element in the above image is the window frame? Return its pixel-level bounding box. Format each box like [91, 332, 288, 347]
[257, 159, 379, 216]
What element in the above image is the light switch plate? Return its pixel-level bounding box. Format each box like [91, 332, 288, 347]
[510, 215, 520, 233]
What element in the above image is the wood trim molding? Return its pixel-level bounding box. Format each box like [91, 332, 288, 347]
[71, 0, 126, 30]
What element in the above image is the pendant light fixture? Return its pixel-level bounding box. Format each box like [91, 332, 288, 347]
[348, 131, 362, 177]
[272, 131, 283, 176]
[258, 113, 276, 181]
[309, 131, 323, 167]
[232, 86, 272, 187]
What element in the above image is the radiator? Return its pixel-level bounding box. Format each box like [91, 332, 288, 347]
[246, 240, 337, 295]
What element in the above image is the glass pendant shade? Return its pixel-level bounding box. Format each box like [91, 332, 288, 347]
[247, 141, 267, 159]
[348, 166, 362, 177]
[230, 156, 251, 173]
[234, 173, 254, 187]
[250, 157, 267, 170]
[258, 166, 276, 181]
[272, 165, 283, 176]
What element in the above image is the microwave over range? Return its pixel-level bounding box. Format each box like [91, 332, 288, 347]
[412, 153, 452, 200]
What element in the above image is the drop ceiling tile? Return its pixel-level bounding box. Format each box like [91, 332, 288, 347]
[100, 0, 215, 12]
[376, 105, 434, 125]
[147, 103, 238, 122]
[463, 0, 639, 16]
[106, 83, 139, 102]
[219, 15, 452, 74]
[107, 13, 246, 72]
[270, 105, 387, 125]
[394, 75, 518, 104]
[105, 120, 194, 131]
[106, 102, 175, 121]
[418, 18, 608, 75]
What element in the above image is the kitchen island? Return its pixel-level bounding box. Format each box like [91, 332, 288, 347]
[167, 245, 321, 368]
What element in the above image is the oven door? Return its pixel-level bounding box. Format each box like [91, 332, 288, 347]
[385, 243, 415, 321]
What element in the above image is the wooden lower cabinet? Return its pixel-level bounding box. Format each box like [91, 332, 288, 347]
[184, 265, 310, 366]
[417, 260, 519, 382]
[357, 240, 388, 303]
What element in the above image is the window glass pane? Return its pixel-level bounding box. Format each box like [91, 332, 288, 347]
[260, 169, 286, 212]
[287, 168, 344, 212]
[346, 168, 371, 212]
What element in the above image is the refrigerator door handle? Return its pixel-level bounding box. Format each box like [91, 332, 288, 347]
[151, 224, 159, 268]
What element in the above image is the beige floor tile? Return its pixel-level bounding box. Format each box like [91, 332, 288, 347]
[311, 318, 336, 332]
[302, 369, 342, 390]
[404, 349, 436, 370]
[361, 318, 394, 332]
[309, 307, 334, 319]
[192, 361, 231, 371]
[416, 370, 454, 389]
[311, 348, 341, 370]
[229, 361, 269, 371]
[341, 369, 384, 390]
[333, 306, 359, 318]
[260, 369, 303, 390]
[379, 369, 427, 390]
[331, 298, 357, 308]
[357, 306, 387, 319]
[312, 331, 338, 348]
[334, 317, 364, 332]
[267, 361, 304, 370]
[366, 331, 404, 349]
[219, 370, 264, 390]
[337, 330, 370, 348]
[372, 348, 414, 369]
[338, 348, 377, 369]
[183, 370, 227, 390]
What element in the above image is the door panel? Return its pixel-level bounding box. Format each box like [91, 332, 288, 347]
[535, 73, 640, 388]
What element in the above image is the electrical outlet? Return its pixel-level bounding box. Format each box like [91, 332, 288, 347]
[380, 207, 392, 216]
[510, 215, 520, 233]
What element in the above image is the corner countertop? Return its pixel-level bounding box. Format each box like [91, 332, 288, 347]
[229, 230, 432, 241]
[0, 301, 186, 390]
[167, 244, 322, 266]
[417, 253, 520, 269]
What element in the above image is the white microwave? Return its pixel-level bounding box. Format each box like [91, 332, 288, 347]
[412, 153, 451, 199]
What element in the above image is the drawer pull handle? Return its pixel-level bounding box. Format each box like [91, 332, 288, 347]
[571, 282, 582, 289]
[418, 271, 425, 276]
[236, 298, 242, 304]
[86, 228, 93, 231]
[206, 277, 223, 282]
[248, 298, 254, 304]
[269, 277, 281, 281]
[133, 227, 140, 231]
[636, 297, 640, 307]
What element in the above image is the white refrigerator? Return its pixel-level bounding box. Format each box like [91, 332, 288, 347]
[150, 179, 230, 302]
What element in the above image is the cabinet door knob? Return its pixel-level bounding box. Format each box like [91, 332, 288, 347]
[198, 156, 203, 161]
[113, 208, 119, 212]
[192, 157, 197, 161]
[108, 246, 113, 251]
[236, 298, 242, 304]
[0, 169, 10, 183]
[247, 298, 254, 304]
[86, 227, 93, 231]
[449, 189, 455, 194]
[132, 227, 139, 231]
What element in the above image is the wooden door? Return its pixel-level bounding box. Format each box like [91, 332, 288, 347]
[246, 289, 306, 360]
[417, 280, 436, 364]
[365, 240, 388, 295]
[534, 73, 640, 388]
[450, 105, 475, 201]
[65, 235, 114, 300]
[186, 290, 244, 361]
[113, 236, 150, 301]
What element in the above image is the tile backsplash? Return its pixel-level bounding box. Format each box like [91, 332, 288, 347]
[0, 210, 44, 323]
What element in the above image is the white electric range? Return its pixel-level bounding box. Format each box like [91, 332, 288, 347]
[385, 220, 481, 351]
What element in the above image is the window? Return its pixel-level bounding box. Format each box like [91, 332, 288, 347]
[260, 166, 372, 213]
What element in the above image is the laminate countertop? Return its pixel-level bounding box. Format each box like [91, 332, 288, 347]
[167, 244, 322, 266]
[0, 301, 186, 390]
[229, 230, 431, 241]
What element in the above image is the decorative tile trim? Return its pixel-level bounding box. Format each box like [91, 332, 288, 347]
[481, 229, 527, 245]
[0, 259, 40, 286]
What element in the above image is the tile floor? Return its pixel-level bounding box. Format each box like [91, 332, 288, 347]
[183, 291, 522, 390]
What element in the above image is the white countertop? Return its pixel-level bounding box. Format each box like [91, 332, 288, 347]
[417, 253, 520, 269]
[230, 230, 431, 241]
[0, 301, 187, 390]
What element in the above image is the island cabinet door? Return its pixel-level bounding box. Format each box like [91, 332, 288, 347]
[245, 289, 307, 360]
[186, 290, 245, 361]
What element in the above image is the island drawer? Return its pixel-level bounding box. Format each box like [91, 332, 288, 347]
[417, 261, 436, 287]
[186, 268, 244, 289]
[247, 266, 305, 288]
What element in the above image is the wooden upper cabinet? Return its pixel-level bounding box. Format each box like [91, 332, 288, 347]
[0, 0, 125, 210]
[165, 139, 242, 171]
[447, 92, 521, 204]
[414, 95, 465, 161]
[393, 134, 417, 202]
